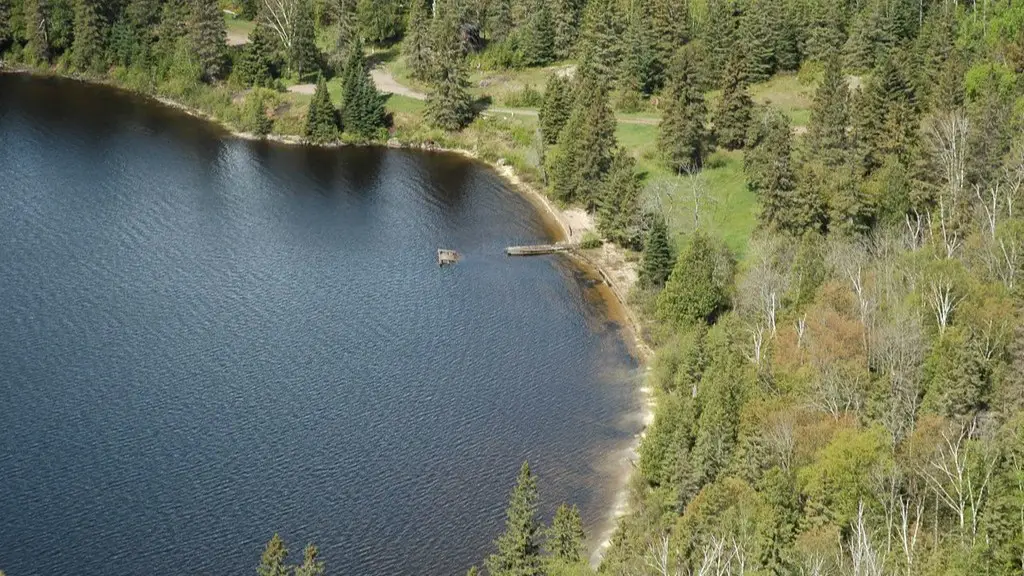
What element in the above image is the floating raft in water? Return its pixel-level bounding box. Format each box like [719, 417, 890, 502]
[505, 244, 572, 256]
[437, 249, 460, 266]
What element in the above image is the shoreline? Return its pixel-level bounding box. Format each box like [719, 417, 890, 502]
[2, 65, 655, 565]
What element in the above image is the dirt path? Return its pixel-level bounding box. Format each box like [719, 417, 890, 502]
[226, 30, 249, 46]
[288, 83, 316, 95]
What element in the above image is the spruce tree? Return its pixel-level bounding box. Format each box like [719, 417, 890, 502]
[745, 107, 799, 233]
[737, 0, 775, 83]
[700, 0, 737, 88]
[305, 75, 341, 143]
[639, 215, 674, 289]
[404, 0, 432, 80]
[331, 0, 358, 72]
[597, 148, 643, 248]
[618, 0, 657, 96]
[294, 543, 325, 576]
[575, 0, 622, 80]
[486, 462, 543, 576]
[548, 71, 616, 207]
[487, 0, 513, 43]
[551, 0, 582, 60]
[236, 23, 275, 88]
[426, 11, 474, 131]
[257, 534, 290, 576]
[520, 0, 554, 67]
[650, 0, 690, 89]
[539, 73, 572, 145]
[656, 232, 729, 326]
[546, 504, 586, 563]
[289, 0, 319, 80]
[659, 48, 708, 173]
[23, 0, 49, 64]
[190, 0, 226, 81]
[70, 0, 105, 73]
[715, 47, 753, 150]
[0, 0, 10, 53]
[341, 38, 387, 138]
[807, 54, 850, 167]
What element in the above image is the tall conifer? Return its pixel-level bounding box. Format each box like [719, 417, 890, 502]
[23, 0, 49, 63]
[715, 47, 753, 150]
[520, 0, 554, 67]
[807, 54, 850, 167]
[597, 148, 643, 248]
[289, 0, 319, 80]
[404, 0, 431, 80]
[426, 8, 474, 131]
[576, 0, 622, 80]
[485, 462, 543, 576]
[546, 504, 586, 563]
[341, 38, 387, 137]
[551, 0, 583, 60]
[639, 214, 674, 289]
[539, 73, 572, 145]
[70, 0, 105, 73]
[305, 75, 341, 143]
[548, 70, 615, 206]
[659, 48, 708, 173]
[331, 0, 359, 72]
[190, 0, 226, 81]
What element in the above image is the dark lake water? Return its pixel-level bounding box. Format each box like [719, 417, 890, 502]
[0, 75, 640, 576]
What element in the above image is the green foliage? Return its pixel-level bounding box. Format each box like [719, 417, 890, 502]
[519, 0, 554, 67]
[22, 0, 49, 63]
[659, 47, 708, 173]
[426, 7, 474, 131]
[241, 88, 276, 136]
[330, 0, 358, 71]
[189, 0, 227, 81]
[0, 0, 11, 53]
[575, 0, 622, 80]
[618, 0, 657, 96]
[539, 74, 571, 145]
[486, 462, 543, 576]
[70, 0, 105, 73]
[551, 0, 583, 60]
[715, 47, 753, 150]
[546, 504, 586, 563]
[797, 426, 889, 528]
[257, 534, 289, 576]
[639, 215, 674, 290]
[356, 0, 404, 44]
[404, 0, 431, 80]
[656, 232, 733, 326]
[294, 544, 325, 576]
[487, 0, 513, 43]
[305, 74, 340, 143]
[341, 38, 387, 138]
[596, 148, 642, 248]
[744, 107, 803, 233]
[289, 0, 320, 80]
[807, 54, 850, 167]
[548, 71, 616, 207]
[235, 24, 277, 88]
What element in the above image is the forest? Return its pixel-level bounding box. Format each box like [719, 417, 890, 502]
[3, 0, 1024, 574]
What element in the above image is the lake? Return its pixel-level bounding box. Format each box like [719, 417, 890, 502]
[0, 74, 640, 576]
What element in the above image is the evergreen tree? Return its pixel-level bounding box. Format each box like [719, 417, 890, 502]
[745, 108, 813, 234]
[289, 0, 319, 80]
[548, 71, 615, 206]
[485, 462, 543, 576]
[487, 0, 513, 43]
[294, 543, 325, 576]
[241, 89, 274, 136]
[597, 148, 643, 248]
[807, 54, 850, 167]
[190, 0, 227, 81]
[341, 38, 387, 137]
[305, 75, 341, 143]
[23, 0, 49, 63]
[575, 0, 622, 80]
[618, 0, 657, 96]
[546, 503, 586, 563]
[404, 0, 431, 80]
[656, 232, 729, 326]
[551, 0, 583, 60]
[803, 0, 846, 62]
[425, 8, 474, 131]
[539, 73, 572, 145]
[737, 0, 775, 83]
[46, 0, 73, 55]
[715, 47, 753, 150]
[235, 23, 276, 88]
[650, 0, 690, 89]
[331, 0, 358, 72]
[659, 48, 708, 173]
[755, 467, 799, 575]
[639, 214, 674, 289]
[70, 0, 105, 73]
[0, 0, 10, 53]
[700, 0, 737, 88]
[257, 534, 290, 576]
[520, 0, 553, 67]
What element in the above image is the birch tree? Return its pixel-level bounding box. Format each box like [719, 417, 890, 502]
[926, 111, 970, 259]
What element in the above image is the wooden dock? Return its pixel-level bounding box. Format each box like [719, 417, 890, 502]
[505, 243, 572, 256]
[437, 249, 460, 266]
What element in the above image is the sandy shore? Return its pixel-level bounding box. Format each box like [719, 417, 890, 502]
[2, 65, 656, 564]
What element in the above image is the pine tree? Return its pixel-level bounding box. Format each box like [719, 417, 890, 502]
[539, 73, 572, 145]
[341, 38, 387, 137]
[737, 0, 775, 83]
[47, 0, 74, 55]
[807, 54, 850, 167]
[23, 0, 49, 64]
[485, 462, 543, 576]
[548, 71, 616, 206]
[546, 504, 586, 563]
[803, 0, 846, 62]
[639, 215, 674, 289]
[257, 534, 290, 576]
[189, 0, 226, 81]
[551, 0, 583, 60]
[597, 148, 643, 248]
[290, 0, 319, 80]
[520, 0, 554, 67]
[656, 232, 729, 326]
[575, 0, 622, 80]
[487, 0, 513, 43]
[715, 47, 753, 150]
[241, 89, 274, 136]
[305, 75, 341, 143]
[659, 48, 708, 173]
[235, 23, 275, 88]
[745, 108, 807, 233]
[70, 0, 105, 73]
[404, 0, 432, 80]
[426, 8, 474, 131]
[0, 0, 10, 53]
[331, 0, 358, 72]
[294, 543, 325, 576]
[650, 0, 690, 89]
[755, 467, 799, 575]
[700, 0, 737, 88]
[618, 0, 657, 96]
